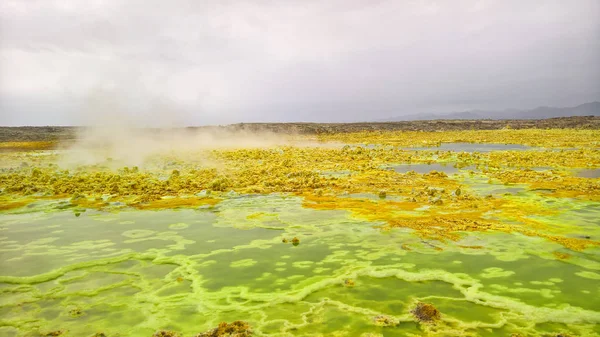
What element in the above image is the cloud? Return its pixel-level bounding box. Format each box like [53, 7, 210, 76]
[1, 0, 599, 125]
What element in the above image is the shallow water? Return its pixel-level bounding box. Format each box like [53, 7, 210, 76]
[1, 193, 599, 337]
[390, 163, 461, 174]
[576, 168, 600, 178]
[403, 142, 532, 152]
[1, 137, 600, 336]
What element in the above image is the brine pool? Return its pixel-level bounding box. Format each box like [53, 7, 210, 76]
[1, 191, 600, 337]
[401, 143, 533, 153]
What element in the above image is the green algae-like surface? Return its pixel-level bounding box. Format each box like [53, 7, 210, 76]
[1, 194, 599, 337]
[1, 133, 600, 337]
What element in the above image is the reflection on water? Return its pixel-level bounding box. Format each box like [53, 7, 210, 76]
[390, 163, 460, 174]
[576, 168, 600, 178]
[403, 142, 532, 152]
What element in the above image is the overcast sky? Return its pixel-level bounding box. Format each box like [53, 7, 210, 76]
[1, 0, 599, 126]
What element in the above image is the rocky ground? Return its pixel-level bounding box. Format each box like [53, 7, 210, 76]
[1, 116, 599, 142]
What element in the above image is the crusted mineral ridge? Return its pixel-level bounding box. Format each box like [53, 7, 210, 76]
[153, 330, 180, 337]
[0, 128, 599, 337]
[411, 302, 441, 323]
[195, 321, 252, 337]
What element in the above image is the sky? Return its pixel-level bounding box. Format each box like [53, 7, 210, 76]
[1, 0, 599, 126]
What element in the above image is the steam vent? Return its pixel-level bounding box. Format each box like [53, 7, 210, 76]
[1, 125, 599, 336]
[1, 1, 600, 335]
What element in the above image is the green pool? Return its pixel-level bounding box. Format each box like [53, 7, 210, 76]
[1, 193, 599, 337]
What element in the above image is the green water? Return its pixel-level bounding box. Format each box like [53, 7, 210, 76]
[1, 195, 600, 337]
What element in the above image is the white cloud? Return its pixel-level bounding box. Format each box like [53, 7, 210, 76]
[1, 0, 599, 125]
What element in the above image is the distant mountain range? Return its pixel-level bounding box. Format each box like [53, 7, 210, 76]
[381, 102, 600, 121]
